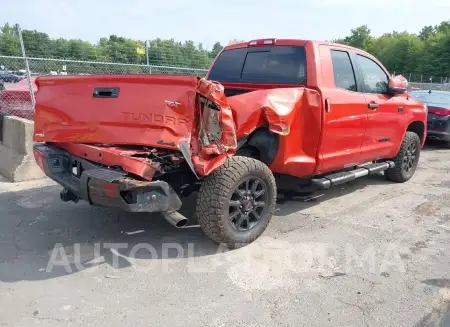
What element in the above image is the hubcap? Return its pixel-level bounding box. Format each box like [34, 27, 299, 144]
[403, 142, 417, 172]
[228, 177, 267, 231]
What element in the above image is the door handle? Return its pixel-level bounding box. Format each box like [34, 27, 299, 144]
[368, 102, 379, 109]
[93, 87, 120, 98]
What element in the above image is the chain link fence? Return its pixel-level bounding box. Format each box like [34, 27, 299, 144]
[0, 55, 208, 120]
[394, 72, 450, 92]
[0, 26, 210, 120]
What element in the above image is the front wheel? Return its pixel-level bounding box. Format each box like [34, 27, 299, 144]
[386, 131, 421, 183]
[196, 156, 277, 249]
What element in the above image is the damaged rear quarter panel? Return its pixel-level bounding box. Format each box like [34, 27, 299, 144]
[194, 81, 322, 177]
[191, 79, 238, 176]
[226, 87, 322, 177]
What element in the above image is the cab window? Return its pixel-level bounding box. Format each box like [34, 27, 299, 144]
[357, 55, 389, 94]
[330, 50, 357, 91]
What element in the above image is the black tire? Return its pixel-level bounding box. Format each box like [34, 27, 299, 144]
[386, 131, 421, 183]
[196, 156, 277, 248]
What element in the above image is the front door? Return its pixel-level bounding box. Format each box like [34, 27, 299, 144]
[318, 47, 368, 173]
[355, 54, 403, 162]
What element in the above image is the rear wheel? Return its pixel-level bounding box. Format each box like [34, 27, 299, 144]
[386, 131, 421, 183]
[196, 156, 277, 248]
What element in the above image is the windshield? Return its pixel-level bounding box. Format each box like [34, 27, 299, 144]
[208, 45, 306, 85]
[410, 91, 450, 108]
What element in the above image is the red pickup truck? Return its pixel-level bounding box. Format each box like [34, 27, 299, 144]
[33, 39, 427, 248]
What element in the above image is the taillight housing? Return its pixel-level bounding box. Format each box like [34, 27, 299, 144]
[429, 108, 450, 116]
[248, 39, 276, 47]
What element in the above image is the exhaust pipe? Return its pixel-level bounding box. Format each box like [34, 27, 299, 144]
[162, 211, 189, 228]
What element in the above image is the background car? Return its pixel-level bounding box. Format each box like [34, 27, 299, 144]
[0, 71, 25, 83]
[0, 77, 37, 119]
[409, 90, 450, 146]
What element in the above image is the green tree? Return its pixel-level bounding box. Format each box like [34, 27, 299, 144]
[0, 23, 21, 56]
[1, 20, 449, 77]
[419, 25, 434, 41]
[210, 42, 223, 59]
[334, 20, 450, 77]
[342, 25, 373, 50]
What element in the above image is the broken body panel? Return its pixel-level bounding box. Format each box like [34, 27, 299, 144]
[34, 75, 313, 179]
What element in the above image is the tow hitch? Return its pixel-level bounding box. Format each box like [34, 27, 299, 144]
[60, 189, 80, 203]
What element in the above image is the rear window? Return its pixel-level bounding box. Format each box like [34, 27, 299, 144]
[208, 46, 306, 84]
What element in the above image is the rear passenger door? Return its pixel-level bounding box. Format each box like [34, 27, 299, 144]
[318, 47, 368, 173]
[355, 54, 404, 162]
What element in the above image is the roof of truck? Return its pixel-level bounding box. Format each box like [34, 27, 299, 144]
[223, 38, 364, 52]
[221, 38, 379, 66]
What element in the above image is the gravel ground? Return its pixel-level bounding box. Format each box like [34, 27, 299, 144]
[0, 143, 449, 327]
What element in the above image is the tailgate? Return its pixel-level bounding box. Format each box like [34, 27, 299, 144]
[34, 75, 199, 149]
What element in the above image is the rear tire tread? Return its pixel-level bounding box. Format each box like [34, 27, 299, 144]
[196, 156, 276, 248]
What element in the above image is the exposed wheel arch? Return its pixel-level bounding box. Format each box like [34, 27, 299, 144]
[407, 121, 425, 143]
[236, 128, 279, 166]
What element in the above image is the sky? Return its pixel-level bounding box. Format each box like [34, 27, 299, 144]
[2, 0, 450, 49]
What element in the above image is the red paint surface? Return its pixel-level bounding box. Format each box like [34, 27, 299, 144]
[34, 75, 198, 149]
[33, 39, 427, 180]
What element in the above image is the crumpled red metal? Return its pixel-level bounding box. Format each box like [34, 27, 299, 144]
[191, 78, 314, 176]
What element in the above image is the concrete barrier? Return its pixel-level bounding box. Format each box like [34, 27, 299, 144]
[0, 115, 45, 182]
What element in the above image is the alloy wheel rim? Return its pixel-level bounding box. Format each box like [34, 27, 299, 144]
[228, 177, 268, 231]
[403, 142, 417, 172]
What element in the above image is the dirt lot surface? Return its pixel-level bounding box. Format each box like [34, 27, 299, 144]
[0, 144, 449, 327]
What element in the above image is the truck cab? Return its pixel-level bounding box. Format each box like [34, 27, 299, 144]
[207, 39, 426, 176]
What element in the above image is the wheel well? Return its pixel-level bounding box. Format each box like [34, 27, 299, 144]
[407, 121, 425, 143]
[236, 128, 279, 166]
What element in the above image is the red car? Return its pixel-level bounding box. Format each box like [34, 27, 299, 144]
[0, 77, 37, 119]
[32, 39, 427, 248]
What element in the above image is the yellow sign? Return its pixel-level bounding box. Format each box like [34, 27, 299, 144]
[136, 47, 145, 55]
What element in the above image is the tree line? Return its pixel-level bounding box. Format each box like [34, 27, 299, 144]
[333, 21, 450, 79]
[0, 21, 449, 78]
[0, 23, 224, 74]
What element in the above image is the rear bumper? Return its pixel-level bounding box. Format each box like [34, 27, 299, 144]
[427, 130, 450, 142]
[33, 143, 182, 213]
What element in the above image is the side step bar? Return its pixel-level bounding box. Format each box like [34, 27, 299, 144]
[311, 161, 395, 190]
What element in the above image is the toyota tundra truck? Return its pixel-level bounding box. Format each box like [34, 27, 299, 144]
[33, 39, 427, 248]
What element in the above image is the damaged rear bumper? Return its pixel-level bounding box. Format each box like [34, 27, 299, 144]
[33, 143, 182, 213]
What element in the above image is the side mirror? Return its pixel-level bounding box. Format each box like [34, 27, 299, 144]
[388, 75, 408, 95]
